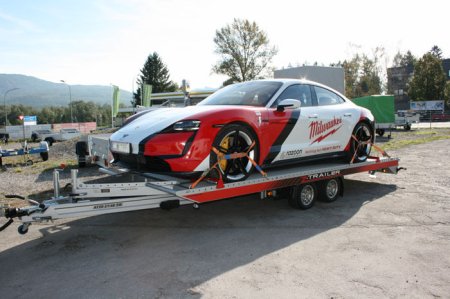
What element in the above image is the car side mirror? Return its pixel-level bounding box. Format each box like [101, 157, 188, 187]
[276, 99, 301, 112]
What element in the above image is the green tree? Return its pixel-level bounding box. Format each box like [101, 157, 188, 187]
[359, 54, 382, 95]
[392, 50, 417, 68]
[408, 53, 446, 101]
[401, 51, 417, 68]
[342, 55, 360, 98]
[71, 101, 98, 122]
[340, 54, 382, 98]
[444, 81, 450, 107]
[212, 18, 278, 85]
[133, 52, 178, 106]
[429, 45, 443, 59]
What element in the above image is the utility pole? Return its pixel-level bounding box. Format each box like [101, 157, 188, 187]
[60, 80, 73, 123]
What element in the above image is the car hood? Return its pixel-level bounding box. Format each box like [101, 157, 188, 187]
[110, 105, 223, 154]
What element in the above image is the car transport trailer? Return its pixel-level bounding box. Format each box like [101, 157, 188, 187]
[0, 155, 402, 235]
[0, 141, 49, 168]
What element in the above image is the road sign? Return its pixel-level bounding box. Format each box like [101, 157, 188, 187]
[24, 115, 37, 126]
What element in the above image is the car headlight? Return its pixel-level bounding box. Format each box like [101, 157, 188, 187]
[110, 141, 131, 154]
[173, 120, 201, 131]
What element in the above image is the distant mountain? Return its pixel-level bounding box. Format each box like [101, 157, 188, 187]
[0, 74, 133, 108]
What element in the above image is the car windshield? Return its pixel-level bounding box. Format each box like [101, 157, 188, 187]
[199, 81, 283, 107]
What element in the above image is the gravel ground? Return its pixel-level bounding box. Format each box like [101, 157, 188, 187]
[0, 138, 105, 206]
[0, 129, 449, 298]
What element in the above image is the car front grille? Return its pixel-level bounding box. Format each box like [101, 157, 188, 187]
[112, 153, 171, 172]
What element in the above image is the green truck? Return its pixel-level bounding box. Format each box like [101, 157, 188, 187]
[352, 95, 400, 137]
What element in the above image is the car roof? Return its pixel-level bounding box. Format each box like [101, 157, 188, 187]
[250, 78, 347, 100]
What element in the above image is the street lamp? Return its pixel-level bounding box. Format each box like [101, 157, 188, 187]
[60, 80, 73, 123]
[3, 87, 20, 127]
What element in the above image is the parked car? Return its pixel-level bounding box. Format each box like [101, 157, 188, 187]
[31, 129, 54, 142]
[32, 128, 81, 145]
[0, 132, 9, 144]
[110, 79, 375, 182]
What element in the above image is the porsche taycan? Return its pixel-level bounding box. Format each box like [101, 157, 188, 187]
[110, 79, 374, 182]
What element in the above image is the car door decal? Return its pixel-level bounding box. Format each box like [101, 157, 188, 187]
[262, 109, 300, 165]
[309, 116, 343, 144]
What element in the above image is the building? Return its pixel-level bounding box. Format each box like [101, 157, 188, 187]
[387, 65, 415, 110]
[387, 58, 450, 111]
[443, 59, 450, 80]
[274, 66, 345, 94]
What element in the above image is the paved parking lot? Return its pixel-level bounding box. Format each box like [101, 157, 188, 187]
[0, 139, 449, 298]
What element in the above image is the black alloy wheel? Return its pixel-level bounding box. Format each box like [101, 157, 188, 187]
[349, 122, 373, 163]
[211, 124, 259, 182]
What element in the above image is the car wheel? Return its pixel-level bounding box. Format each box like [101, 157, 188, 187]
[45, 137, 54, 146]
[348, 122, 373, 163]
[211, 124, 259, 182]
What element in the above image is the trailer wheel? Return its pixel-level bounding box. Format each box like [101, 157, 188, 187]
[76, 141, 88, 168]
[376, 129, 385, 137]
[40, 152, 49, 161]
[318, 178, 342, 203]
[404, 124, 411, 130]
[289, 183, 317, 210]
[18, 224, 29, 235]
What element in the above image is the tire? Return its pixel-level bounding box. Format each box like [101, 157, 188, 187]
[76, 141, 88, 168]
[318, 178, 342, 203]
[376, 129, 385, 137]
[45, 137, 54, 146]
[289, 183, 317, 210]
[31, 134, 37, 142]
[210, 124, 259, 182]
[75, 141, 88, 155]
[404, 124, 411, 130]
[348, 122, 373, 163]
[40, 151, 49, 161]
[18, 224, 28, 235]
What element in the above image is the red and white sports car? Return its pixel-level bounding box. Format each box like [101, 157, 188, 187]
[110, 79, 374, 182]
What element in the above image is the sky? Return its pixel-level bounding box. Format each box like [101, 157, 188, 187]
[1, 0, 449, 92]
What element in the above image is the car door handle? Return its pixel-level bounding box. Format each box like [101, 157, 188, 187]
[308, 114, 318, 119]
[344, 113, 352, 117]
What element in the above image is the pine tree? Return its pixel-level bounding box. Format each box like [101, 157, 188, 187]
[133, 52, 178, 106]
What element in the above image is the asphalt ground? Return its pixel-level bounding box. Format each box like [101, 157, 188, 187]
[0, 139, 449, 298]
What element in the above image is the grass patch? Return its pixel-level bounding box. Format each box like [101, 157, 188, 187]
[414, 130, 438, 135]
[380, 135, 450, 150]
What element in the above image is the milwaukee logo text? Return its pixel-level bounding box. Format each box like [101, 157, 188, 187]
[309, 117, 343, 144]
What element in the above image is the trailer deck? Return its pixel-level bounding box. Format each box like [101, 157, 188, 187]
[0, 155, 401, 235]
